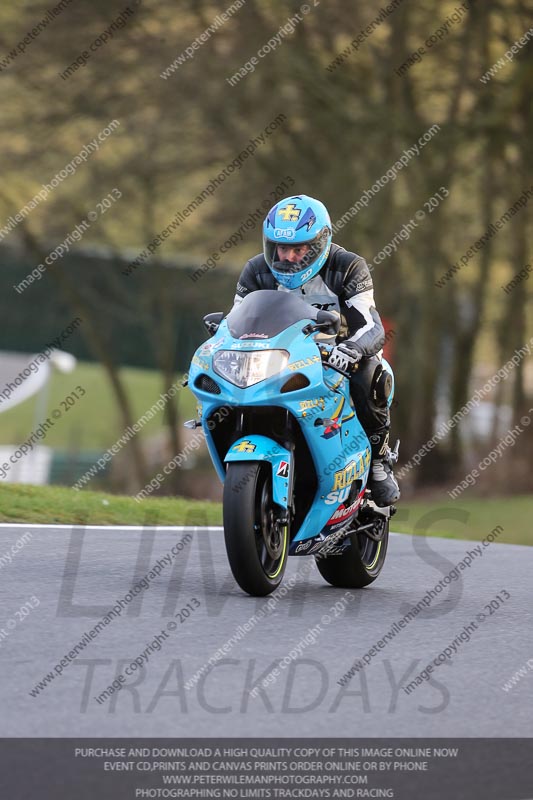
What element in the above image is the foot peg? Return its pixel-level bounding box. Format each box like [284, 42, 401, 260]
[388, 439, 400, 465]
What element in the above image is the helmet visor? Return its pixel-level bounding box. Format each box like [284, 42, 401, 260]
[264, 227, 331, 275]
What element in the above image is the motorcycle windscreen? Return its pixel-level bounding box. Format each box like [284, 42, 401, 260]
[226, 289, 319, 339]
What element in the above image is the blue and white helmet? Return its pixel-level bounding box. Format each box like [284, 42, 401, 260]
[262, 195, 332, 290]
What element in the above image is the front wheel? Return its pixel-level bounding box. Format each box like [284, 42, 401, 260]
[223, 461, 289, 596]
[315, 513, 389, 588]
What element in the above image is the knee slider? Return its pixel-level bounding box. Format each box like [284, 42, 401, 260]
[371, 366, 393, 408]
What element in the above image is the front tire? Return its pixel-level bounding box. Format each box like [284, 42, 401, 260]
[223, 461, 289, 596]
[315, 514, 389, 588]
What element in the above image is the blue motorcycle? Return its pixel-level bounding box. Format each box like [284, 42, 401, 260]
[186, 290, 398, 597]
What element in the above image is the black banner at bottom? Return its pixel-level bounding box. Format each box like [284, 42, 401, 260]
[0, 739, 532, 800]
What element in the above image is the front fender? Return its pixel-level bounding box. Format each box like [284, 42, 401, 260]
[224, 435, 293, 510]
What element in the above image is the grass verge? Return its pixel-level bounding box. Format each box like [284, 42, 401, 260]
[0, 362, 195, 449]
[393, 496, 531, 546]
[0, 485, 530, 547]
[0, 484, 220, 526]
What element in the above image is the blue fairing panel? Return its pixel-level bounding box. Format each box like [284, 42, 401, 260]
[224, 435, 293, 510]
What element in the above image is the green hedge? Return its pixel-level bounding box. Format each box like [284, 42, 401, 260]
[1, 245, 237, 371]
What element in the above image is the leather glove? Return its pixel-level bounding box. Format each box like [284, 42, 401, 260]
[327, 343, 362, 372]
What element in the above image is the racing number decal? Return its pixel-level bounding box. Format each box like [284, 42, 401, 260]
[232, 440, 256, 453]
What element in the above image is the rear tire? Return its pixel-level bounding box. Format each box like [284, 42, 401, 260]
[223, 461, 289, 596]
[315, 515, 389, 588]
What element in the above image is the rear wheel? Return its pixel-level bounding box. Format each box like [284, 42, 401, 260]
[223, 462, 289, 596]
[315, 512, 389, 588]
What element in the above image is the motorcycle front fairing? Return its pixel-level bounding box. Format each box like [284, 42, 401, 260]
[188, 314, 327, 486]
[187, 291, 372, 549]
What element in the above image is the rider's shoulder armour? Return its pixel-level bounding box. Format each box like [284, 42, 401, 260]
[321, 244, 374, 302]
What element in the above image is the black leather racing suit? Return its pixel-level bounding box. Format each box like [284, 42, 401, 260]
[232, 243, 391, 435]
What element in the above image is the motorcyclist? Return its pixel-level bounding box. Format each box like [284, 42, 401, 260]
[231, 194, 400, 507]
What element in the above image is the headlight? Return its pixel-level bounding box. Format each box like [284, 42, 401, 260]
[213, 350, 289, 388]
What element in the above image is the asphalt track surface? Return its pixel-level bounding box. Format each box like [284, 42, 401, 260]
[0, 523, 531, 737]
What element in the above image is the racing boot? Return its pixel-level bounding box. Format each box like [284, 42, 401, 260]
[367, 426, 400, 507]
